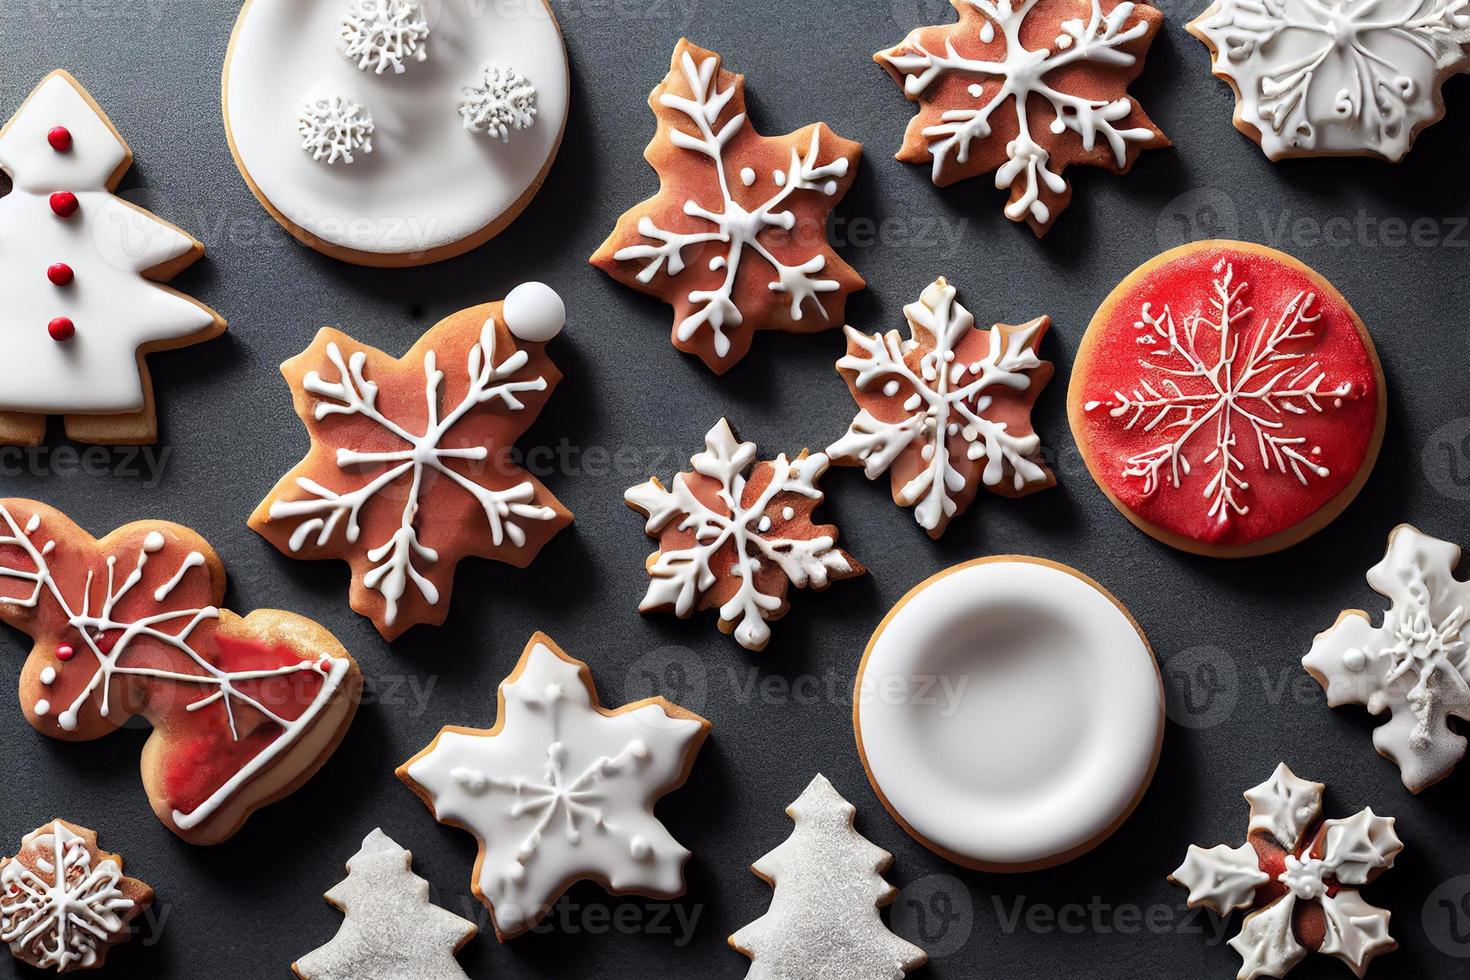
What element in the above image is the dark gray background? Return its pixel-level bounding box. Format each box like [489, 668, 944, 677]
[3, 0, 1470, 976]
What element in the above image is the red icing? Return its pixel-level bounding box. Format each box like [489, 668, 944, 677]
[48, 191, 78, 218]
[47, 317, 75, 342]
[47, 126, 72, 152]
[1074, 246, 1380, 548]
[47, 263, 74, 286]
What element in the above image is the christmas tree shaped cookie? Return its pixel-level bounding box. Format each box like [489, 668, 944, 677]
[294, 828, 478, 980]
[730, 774, 926, 979]
[0, 71, 224, 446]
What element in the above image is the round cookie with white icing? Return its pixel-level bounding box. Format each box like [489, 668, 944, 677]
[853, 556, 1162, 872]
[223, 0, 568, 266]
[396, 633, 711, 940]
[1069, 241, 1387, 558]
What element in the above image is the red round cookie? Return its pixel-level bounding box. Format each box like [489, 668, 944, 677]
[1068, 241, 1386, 557]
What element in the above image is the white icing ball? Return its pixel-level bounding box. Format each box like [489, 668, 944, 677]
[629, 836, 652, 860]
[503, 282, 565, 343]
[40, 667, 56, 685]
[1343, 648, 1366, 671]
[34, 700, 50, 717]
[143, 531, 166, 552]
[58, 709, 79, 731]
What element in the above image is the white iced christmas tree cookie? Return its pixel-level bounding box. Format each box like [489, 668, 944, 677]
[397, 633, 711, 940]
[729, 774, 927, 980]
[1170, 763, 1402, 979]
[1304, 525, 1470, 793]
[293, 828, 477, 980]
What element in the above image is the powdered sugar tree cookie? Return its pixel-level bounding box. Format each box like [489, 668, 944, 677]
[1, 820, 152, 973]
[1304, 526, 1470, 793]
[1190, 0, 1470, 161]
[293, 828, 478, 980]
[591, 39, 864, 374]
[0, 71, 225, 446]
[829, 277, 1054, 539]
[1170, 763, 1402, 979]
[626, 420, 863, 653]
[0, 499, 363, 845]
[729, 774, 927, 980]
[397, 633, 711, 940]
[250, 283, 572, 641]
[876, 0, 1168, 235]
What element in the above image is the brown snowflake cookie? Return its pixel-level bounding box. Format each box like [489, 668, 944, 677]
[1, 820, 153, 972]
[250, 283, 572, 641]
[591, 39, 863, 374]
[625, 419, 863, 652]
[876, 0, 1168, 235]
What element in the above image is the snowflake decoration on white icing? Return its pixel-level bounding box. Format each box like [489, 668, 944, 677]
[612, 48, 852, 361]
[1304, 525, 1470, 793]
[1171, 763, 1402, 980]
[1190, 0, 1470, 161]
[298, 96, 375, 165]
[459, 62, 538, 140]
[626, 420, 861, 652]
[1083, 258, 1355, 524]
[0, 823, 138, 972]
[829, 277, 1052, 538]
[340, 0, 431, 75]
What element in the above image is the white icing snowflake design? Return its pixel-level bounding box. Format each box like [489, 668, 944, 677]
[1084, 259, 1354, 523]
[1191, 0, 1470, 161]
[1170, 763, 1402, 980]
[0, 823, 137, 972]
[612, 48, 852, 361]
[1304, 526, 1470, 793]
[459, 63, 538, 140]
[401, 636, 708, 939]
[298, 96, 375, 165]
[340, 0, 431, 75]
[829, 277, 1052, 537]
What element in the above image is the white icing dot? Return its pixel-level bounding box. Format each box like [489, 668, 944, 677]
[58, 709, 78, 732]
[630, 836, 652, 860]
[757, 516, 772, 533]
[774, 169, 786, 186]
[968, 83, 985, 97]
[740, 167, 756, 186]
[503, 282, 565, 343]
[628, 739, 649, 761]
[781, 507, 795, 521]
[34, 700, 50, 717]
[883, 380, 901, 397]
[40, 667, 56, 685]
[143, 531, 165, 553]
[1343, 648, 1366, 671]
[506, 862, 526, 882]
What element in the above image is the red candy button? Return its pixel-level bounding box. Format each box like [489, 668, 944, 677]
[55, 644, 75, 662]
[47, 126, 72, 152]
[47, 263, 74, 286]
[48, 317, 75, 342]
[49, 191, 79, 217]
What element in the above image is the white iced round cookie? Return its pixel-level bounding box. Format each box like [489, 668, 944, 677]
[854, 556, 1163, 871]
[223, 0, 568, 266]
[502, 281, 563, 342]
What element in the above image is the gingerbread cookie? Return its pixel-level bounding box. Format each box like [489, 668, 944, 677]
[828, 276, 1054, 538]
[626, 419, 863, 653]
[876, 0, 1168, 235]
[729, 774, 927, 980]
[1304, 525, 1470, 794]
[294, 828, 478, 980]
[397, 633, 711, 940]
[1190, 0, 1470, 162]
[1170, 764, 1402, 979]
[1, 820, 152, 973]
[0, 71, 225, 446]
[854, 557, 1161, 871]
[1069, 241, 1386, 558]
[250, 283, 572, 641]
[591, 39, 863, 374]
[0, 499, 362, 845]
[224, 0, 569, 265]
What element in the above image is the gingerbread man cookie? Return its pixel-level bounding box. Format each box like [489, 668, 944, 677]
[250, 283, 572, 641]
[591, 39, 864, 374]
[0, 500, 363, 845]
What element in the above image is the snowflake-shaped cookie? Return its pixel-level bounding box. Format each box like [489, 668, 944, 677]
[0, 820, 152, 973]
[1304, 526, 1470, 793]
[626, 419, 863, 652]
[397, 633, 711, 940]
[1190, 0, 1470, 161]
[251, 283, 572, 641]
[1170, 763, 1402, 980]
[828, 277, 1054, 539]
[876, 0, 1168, 235]
[591, 39, 864, 373]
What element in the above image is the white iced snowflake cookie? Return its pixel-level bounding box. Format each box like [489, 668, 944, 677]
[1304, 525, 1470, 793]
[340, 0, 431, 75]
[729, 775, 927, 980]
[397, 633, 711, 940]
[1170, 763, 1402, 979]
[298, 96, 375, 164]
[460, 63, 538, 140]
[1189, 0, 1470, 161]
[293, 829, 477, 980]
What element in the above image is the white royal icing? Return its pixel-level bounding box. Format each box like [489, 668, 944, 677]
[225, 0, 568, 258]
[298, 96, 375, 165]
[459, 62, 538, 141]
[0, 74, 218, 414]
[854, 558, 1161, 868]
[404, 639, 706, 937]
[339, 0, 431, 75]
[1191, 0, 1470, 161]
